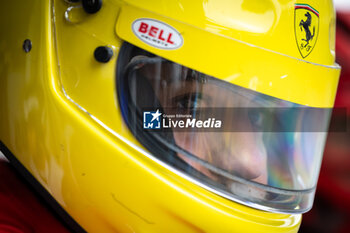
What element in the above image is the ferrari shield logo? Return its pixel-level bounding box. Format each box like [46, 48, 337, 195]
[294, 4, 319, 58]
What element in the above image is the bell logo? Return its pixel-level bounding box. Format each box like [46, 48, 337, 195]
[132, 18, 183, 50]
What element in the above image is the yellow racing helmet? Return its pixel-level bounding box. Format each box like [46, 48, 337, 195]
[0, 0, 340, 232]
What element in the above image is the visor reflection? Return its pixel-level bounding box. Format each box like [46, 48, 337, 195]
[117, 44, 331, 213]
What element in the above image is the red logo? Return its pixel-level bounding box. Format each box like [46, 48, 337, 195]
[132, 19, 183, 49]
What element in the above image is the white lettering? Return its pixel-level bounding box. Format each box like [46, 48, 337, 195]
[186, 119, 196, 127]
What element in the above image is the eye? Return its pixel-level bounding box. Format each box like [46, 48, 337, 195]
[248, 109, 264, 128]
[173, 93, 201, 110]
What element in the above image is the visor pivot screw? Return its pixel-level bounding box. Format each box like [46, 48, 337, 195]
[23, 39, 32, 53]
[82, 0, 102, 14]
[94, 46, 113, 63]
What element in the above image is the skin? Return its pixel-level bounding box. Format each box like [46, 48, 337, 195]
[132, 57, 268, 185]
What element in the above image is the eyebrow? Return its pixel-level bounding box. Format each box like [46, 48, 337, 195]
[137, 60, 210, 85]
[171, 92, 212, 103]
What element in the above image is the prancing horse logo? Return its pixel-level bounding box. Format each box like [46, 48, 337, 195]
[299, 12, 315, 47]
[294, 4, 319, 58]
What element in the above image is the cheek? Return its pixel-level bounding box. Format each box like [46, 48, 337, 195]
[173, 133, 219, 180]
[206, 132, 268, 181]
[172, 132, 268, 183]
[227, 133, 267, 175]
[173, 133, 210, 158]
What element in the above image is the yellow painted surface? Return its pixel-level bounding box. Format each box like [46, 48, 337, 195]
[116, 2, 340, 108]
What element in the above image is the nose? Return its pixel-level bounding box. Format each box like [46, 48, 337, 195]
[216, 132, 267, 181]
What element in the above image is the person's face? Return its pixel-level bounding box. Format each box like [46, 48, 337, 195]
[137, 61, 268, 184]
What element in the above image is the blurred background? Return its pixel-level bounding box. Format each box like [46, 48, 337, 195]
[0, 1, 349, 232]
[299, 0, 350, 232]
